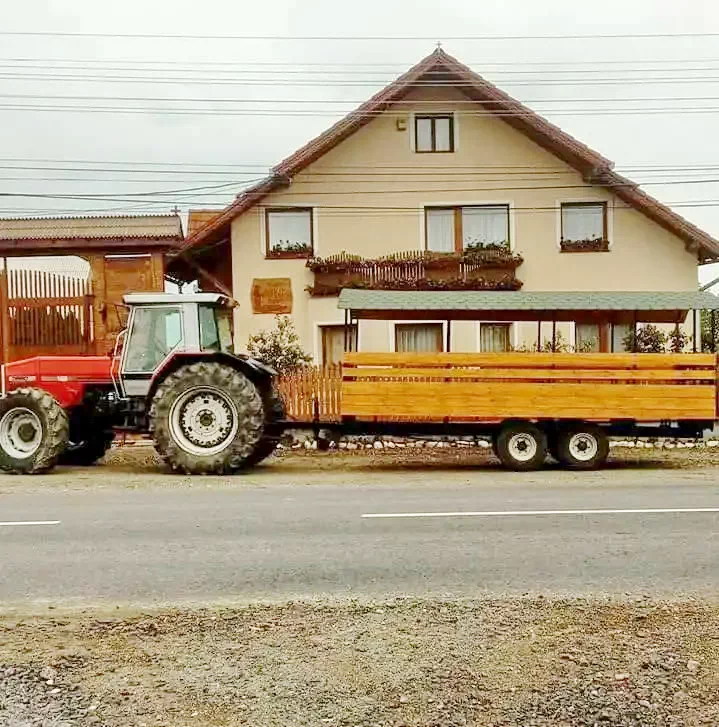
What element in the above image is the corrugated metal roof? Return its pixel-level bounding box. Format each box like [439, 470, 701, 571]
[0, 214, 183, 241]
[338, 289, 719, 311]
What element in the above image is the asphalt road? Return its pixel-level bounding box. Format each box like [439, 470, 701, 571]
[1, 470, 718, 604]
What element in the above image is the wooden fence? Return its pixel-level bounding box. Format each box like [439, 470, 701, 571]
[277, 365, 343, 422]
[0, 268, 93, 362]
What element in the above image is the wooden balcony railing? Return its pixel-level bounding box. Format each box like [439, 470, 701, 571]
[305, 249, 523, 297]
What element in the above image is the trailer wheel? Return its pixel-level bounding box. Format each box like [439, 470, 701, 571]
[555, 424, 609, 470]
[150, 361, 265, 474]
[495, 422, 547, 471]
[0, 388, 69, 474]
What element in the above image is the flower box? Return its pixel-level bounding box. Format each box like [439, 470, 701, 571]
[267, 245, 313, 259]
[560, 238, 610, 253]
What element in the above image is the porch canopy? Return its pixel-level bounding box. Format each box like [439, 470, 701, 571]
[337, 289, 719, 324]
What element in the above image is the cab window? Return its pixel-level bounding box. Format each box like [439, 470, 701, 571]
[125, 306, 183, 372]
[199, 304, 233, 352]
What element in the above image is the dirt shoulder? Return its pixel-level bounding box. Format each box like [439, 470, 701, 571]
[0, 443, 718, 495]
[1, 599, 718, 726]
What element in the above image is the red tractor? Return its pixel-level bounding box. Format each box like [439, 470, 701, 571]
[0, 293, 283, 475]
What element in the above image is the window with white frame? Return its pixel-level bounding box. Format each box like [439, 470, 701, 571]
[561, 202, 607, 243]
[425, 205, 510, 253]
[415, 114, 454, 153]
[266, 208, 313, 256]
[462, 206, 510, 249]
[480, 323, 511, 352]
[395, 323, 443, 352]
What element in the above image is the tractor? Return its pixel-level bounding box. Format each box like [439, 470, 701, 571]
[0, 293, 283, 475]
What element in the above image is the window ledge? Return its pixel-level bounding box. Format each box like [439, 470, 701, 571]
[560, 240, 610, 253]
[266, 250, 313, 260]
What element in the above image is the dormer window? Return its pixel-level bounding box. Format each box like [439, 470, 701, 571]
[415, 114, 454, 153]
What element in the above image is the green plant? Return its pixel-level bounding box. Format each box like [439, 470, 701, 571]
[668, 328, 691, 353]
[270, 241, 312, 255]
[247, 315, 312, 374]
[464, 240, 509, 251]
[701, 311, 719, 352]
[622, 324, 667, 353]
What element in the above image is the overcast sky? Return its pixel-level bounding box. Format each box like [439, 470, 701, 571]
[3, 0, 719, 283]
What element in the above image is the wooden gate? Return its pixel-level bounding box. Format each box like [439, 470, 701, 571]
[0, 268, 93, 363]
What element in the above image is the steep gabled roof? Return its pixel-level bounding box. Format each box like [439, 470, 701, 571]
[176, 48, 719, 262]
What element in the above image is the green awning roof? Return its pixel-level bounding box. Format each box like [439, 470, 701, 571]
[338, 289, 719, 321]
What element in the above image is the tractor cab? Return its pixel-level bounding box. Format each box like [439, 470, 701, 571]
[118, 292, 235, 397]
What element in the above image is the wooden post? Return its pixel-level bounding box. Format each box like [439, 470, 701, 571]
[551, 319, 557, 352]
[343, 308, 349, 353]
[150, 252, 165, 291]
[0, 261, 7, 365]
[536, 320, 542, 351]
[632, 312, 638, 353]
[610, 322, 615, 352]
[89, 254, 107, 355]
[446, 320, 451, 352]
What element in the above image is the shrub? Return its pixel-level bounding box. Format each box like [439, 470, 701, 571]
[247, 315, 312, 374]
[622, 324, 667, 353]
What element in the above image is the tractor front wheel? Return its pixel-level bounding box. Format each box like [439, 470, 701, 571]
[0, 388, 69, 474]
[150, 362, 265, 475]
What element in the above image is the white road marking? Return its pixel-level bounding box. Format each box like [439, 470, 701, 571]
[0, 520, 60, 527]
[362, 507, 719, 519]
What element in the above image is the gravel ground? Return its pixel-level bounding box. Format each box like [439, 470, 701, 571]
[0, 443, 717, 495]
[1, 599, 718, 726]
[103, 441, 719, 473]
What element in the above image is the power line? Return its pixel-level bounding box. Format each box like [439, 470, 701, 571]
[6, 93, 719, 105]
[6, 178, 719, 201]
[2, 31, 719, 40]
[4, 72, 719, 87]
[4, 62, 719, 78]
[3, 104, 719, 117]
[6, 158, 719, 172]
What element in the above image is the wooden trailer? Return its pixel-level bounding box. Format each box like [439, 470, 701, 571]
[313, 289, 719, 470]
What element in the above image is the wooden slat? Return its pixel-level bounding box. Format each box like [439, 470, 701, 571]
[342, 352, 717, 369]
[341, 381, 717, 420]
[344, 367, 715, 382]
[8, 296, 87, 308]
[277, 365, 342, 422]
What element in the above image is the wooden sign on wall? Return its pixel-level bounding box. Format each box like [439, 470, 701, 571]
[251, 278, 293, 314]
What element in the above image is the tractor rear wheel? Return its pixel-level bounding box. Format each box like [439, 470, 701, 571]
[244, 387, 284, 467]
[150, 361, 265, 475]
[0, 388, 69, 474]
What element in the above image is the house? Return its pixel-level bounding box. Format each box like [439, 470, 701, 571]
[0, 214, 182, 360]
[172, 49, 719, 365]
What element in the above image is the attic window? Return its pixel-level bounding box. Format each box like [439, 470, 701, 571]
[415, 115, 454, 153]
